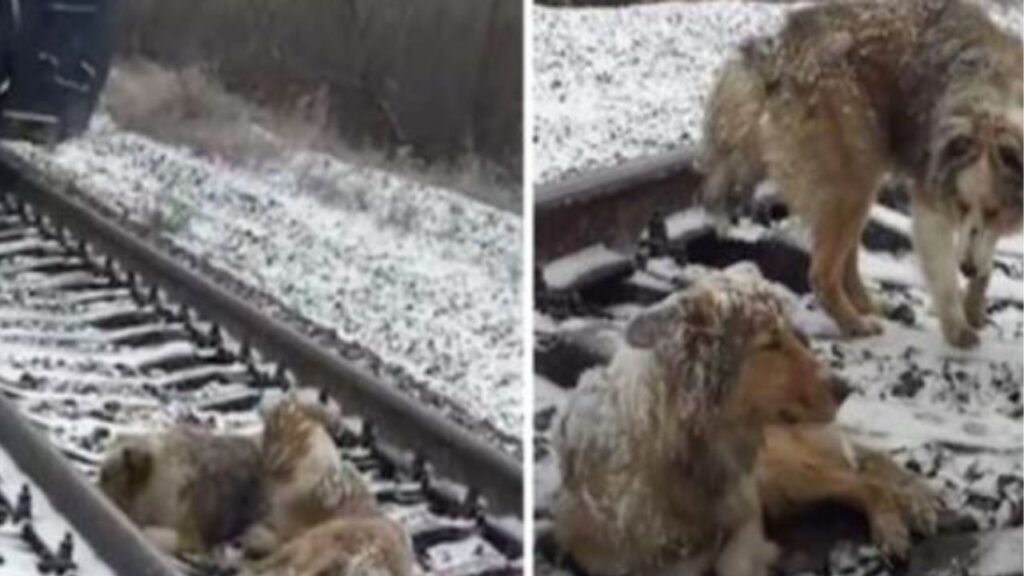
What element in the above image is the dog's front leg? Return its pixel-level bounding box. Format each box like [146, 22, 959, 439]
[911, 202, 978, 347]
[963, 272, 990, 330]
[714, 515, 778, 576]
[714, 479, 778, 576]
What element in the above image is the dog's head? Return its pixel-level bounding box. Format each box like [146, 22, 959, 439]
[99, 435, 157, 512]
[261, 387, 345, 440]
[625, 268, 841, 427]
[927, 48, 1023, 279]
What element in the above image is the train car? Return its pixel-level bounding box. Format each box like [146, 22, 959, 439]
[0, 0, 113, 144]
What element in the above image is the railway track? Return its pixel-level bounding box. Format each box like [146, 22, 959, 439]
[0, 149, 523, 576]
[533, 153, 1024, 576]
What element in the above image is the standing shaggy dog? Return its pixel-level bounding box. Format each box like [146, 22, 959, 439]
[553, 268, 843, 576]
[703, 0, 1023, 347]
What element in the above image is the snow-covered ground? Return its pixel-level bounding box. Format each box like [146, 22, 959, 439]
[533, 0, 1024, 185]
[6, 116, 523, 448]
[0, 445, 115, 575]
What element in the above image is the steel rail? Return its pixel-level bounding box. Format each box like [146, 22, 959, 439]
[0, 147, 523, 518]
[534, 147, 703, 263]
[0, 393, 180, 576]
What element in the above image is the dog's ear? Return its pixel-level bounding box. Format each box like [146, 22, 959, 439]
[626, 300, 682, 349]
[121, 444, 155, 486]
[622, 295, 688, 350]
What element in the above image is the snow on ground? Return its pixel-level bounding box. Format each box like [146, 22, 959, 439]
[6, 115, 523, 447]
[0, 444, 115, 575]
[533, 0, 1024, 185]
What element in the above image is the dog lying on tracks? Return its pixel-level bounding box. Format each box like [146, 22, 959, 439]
[553, 268, 842, 576]
[702, 0, 1023, 347]
[99, 389, 413, 574]
[552, 267, 941, 575]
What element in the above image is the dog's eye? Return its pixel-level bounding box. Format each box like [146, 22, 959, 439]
[983, 207, 999, 222]
[998, 145, 1022, 180]
[942, 136, 974, 162]
[956, 199, 971, 215]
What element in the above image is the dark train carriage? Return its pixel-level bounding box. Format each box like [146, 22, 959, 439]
[0, 0, 113, 143]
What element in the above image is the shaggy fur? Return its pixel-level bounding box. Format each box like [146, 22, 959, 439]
[553, 267, 842, 576]
[702, 0, 1023, 347]
[242, 391, 413, 575]
[758, 424, 943, 561]
[99, 429, 263, 555]
[242, 391, 377, 557]
[243, 516, 413, 576]
[99, 389, 387, 564]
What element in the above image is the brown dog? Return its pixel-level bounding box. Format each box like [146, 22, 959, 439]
[758, 424, 942, 562]
[553, 267, 843, 576]
[243, 515, 414, 576]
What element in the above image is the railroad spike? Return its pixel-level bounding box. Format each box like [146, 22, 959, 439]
[463, 487, 484, 519]
[645, 211, 669, 257]
[147, 285, 161, 306]
[75, 239, 90, 262]
[360, 420, 377, 448]
[13, 485, 31, 522]
[176, 303, 191, 323]
[412, 453, 430, 487]
[239, 341, 254, 366]
[57, 532, 74, 563]
[272, 364, 290, 390]
[102, 256, 117, 281]
[20, 523, 46, 555]
[127, 273, 143, 303]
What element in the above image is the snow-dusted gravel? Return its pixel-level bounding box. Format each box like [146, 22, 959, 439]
[0, 445, 115, 575]
[533, 0, 1024, 185]
[6, 117, 523, 448]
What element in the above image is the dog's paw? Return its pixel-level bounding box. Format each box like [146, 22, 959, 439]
[901, 484, 943, 536]
[871, 511, 911, 561]
[941, 318, 979, 348]
[757, 539, 780, 573]
[964, 300, 987, 330]
[848, 289, 879, 316]
[843, 316, 884, 338]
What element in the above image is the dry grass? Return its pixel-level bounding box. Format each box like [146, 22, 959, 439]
[102, 59, 520, 211]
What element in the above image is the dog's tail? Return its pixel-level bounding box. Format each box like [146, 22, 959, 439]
[701, 40, 772, 222]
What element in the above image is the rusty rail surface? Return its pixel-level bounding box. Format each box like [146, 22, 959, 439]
[534, 147, 703, 263]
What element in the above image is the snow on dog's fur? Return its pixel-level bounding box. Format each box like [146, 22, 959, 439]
[553, 266, 842, 576]
[241, 389, 377, 556]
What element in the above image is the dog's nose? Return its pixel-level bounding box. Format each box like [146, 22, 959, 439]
[830, 376, 853, 404]
[960, 262, 977, 278]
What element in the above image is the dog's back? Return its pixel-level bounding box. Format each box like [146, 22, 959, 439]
[701, 38, 773, 221]
[99, 429, 263, 553]
[554, 350, 716, 575]
[700, 0, 972, 217]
